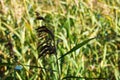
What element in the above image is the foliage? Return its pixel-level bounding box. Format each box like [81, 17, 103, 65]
[0, 0, 120, 80]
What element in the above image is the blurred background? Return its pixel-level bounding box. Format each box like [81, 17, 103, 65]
[0, 0, 120, 80]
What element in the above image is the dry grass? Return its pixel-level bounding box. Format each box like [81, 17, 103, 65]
[0, 0, 120, 80]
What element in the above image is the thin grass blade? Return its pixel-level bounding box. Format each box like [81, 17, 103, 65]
[58, 38, 95, 60]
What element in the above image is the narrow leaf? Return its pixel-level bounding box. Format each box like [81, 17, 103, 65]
[2, 22, 20, 38]
[58, 38, 95, 60]
[0, 63, 14, 66]
[62, 76, 107, 79]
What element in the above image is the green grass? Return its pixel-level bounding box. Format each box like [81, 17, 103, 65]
[0, 0, 120, 80]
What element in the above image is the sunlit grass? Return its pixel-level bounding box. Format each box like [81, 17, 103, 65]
[0, 0, 120, 80]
